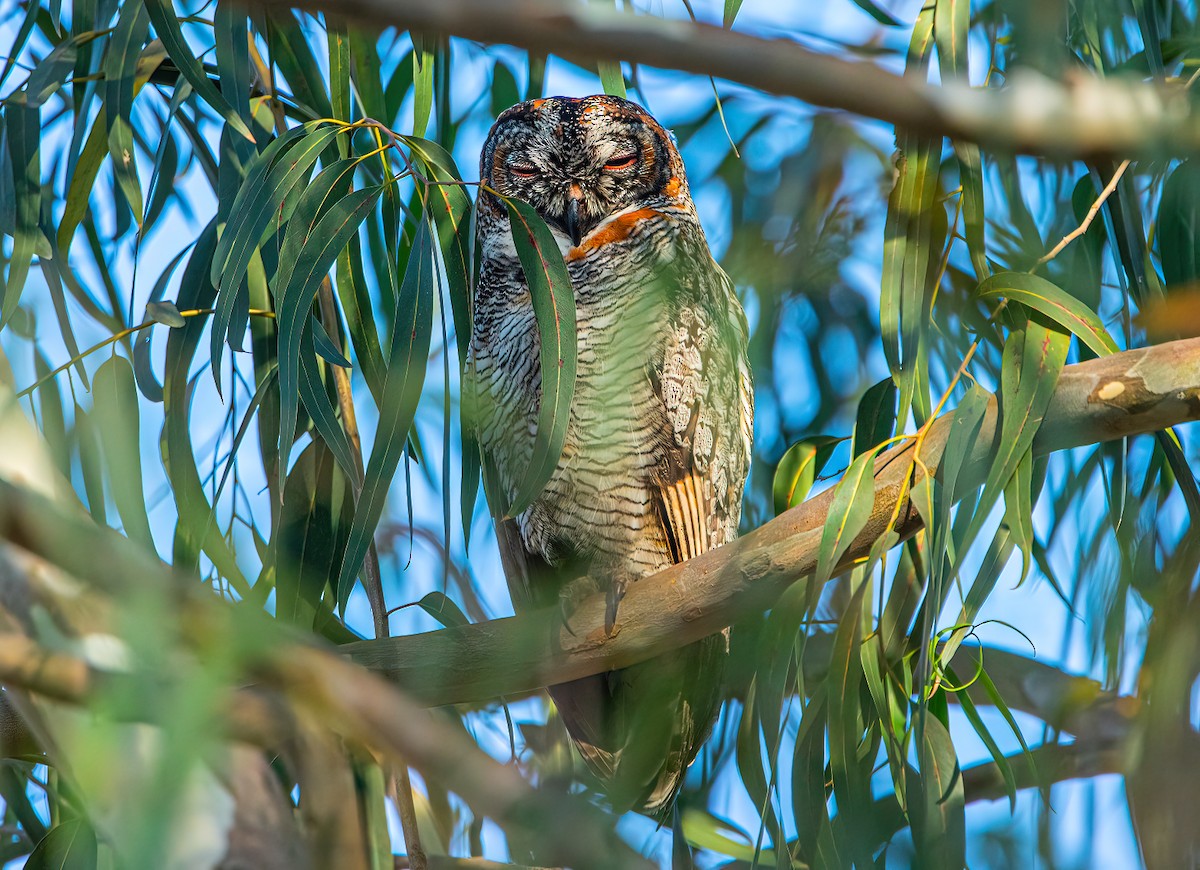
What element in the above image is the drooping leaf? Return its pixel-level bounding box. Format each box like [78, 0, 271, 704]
[908, 712, 965, 870]
[2, 99, 40, 328]
[498, 195, 578, 518]
[953, 318, 1069, 581]
[209, 121, 341, 383]
[275, 440, 352, 628]
[144, 0, 255, 141]
[412, 39, 434, 138]
[853, 377, 897, 457]
[337, 215, 435, 607]
[103, 1, 151, 224]
[275, 178, 383, 489]
[977, 271, 1118, 357]
[92, 355, 155, 550]
[1157, 159, 1200, 290]
[160, 220, 251, 596]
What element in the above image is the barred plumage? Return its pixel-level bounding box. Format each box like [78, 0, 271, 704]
[471, 95, 753, 817]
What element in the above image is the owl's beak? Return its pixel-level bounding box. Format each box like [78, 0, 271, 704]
[565, 185, 585, 247]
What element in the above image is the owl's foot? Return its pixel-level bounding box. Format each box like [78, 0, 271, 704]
[605, 579, 628, 636]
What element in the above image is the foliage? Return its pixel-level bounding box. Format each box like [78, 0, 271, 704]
[0, 0, 1198, 867]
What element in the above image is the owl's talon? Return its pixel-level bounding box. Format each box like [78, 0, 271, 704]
[605, 581, 626, 636]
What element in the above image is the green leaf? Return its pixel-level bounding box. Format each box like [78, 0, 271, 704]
[161, 220, 252, 596]
[908, 713, 965, 870]
[416, 591, 469, 628]
[1157, 159, 1200, 290]
[853, 377, 897, 457]
[311, 321, 352, 368]
[337, 215, 435, 607]
[498, 195, 578, 518]
[827, 580, 874, 868]
[145, 0, 255, 141]
[25, 817, 97, 870]
[1002, 447, 1035, 584]
[22, 35, 79, 106]
[0, 0, 40, 92]
[275, 177, 383, 489]
[275, 440, 351, 628]
[491, 61, 521, 118]
[412, 41, 434, 138]
[954, 318, 1069, 582]
[977, 271, 1118, 357]
[349, 29, 387, 122]
[147, 300, 186, 328]
[215, 0, 253, 126]
[2, 99, 40, 328]
[851, 0, 902, 25]
[682, 807, 775, 865]
[772, 435, 839, 515]
[133, 249, 191, 402]
[104, 1, 151, 224]
[265, 11, 334, 119]
[209, 122, 341, 384]
[328, 20, 351, 123]
[723, 0, 745, 27]
[92, 356, 155, 551]
[947, 664, 1018, 810]
[815, 446, 880, 583]
[596, 59, 625, 98]
[298, 321, 358, 485]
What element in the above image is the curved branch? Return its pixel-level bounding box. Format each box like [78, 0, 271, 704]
[346, 337, 1200, 707]
[264, 0, 1200, 159]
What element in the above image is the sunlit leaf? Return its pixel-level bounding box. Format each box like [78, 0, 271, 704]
[772, 435, 839, 515]
[977, 271, 1118, 357]
[815, 446, 880, 583]
[412, 39, 434, 138]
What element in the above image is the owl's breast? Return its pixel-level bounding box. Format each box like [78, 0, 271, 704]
[472, 228, 679, 573]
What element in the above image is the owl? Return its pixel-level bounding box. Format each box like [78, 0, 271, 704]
[471, 95, 754, 818]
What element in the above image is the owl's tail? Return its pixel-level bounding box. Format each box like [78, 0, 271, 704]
[548, 630, 728, 821]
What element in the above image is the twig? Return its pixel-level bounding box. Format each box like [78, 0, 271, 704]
[1035, 159, 1131, 268]
[391, 767, 428, 870]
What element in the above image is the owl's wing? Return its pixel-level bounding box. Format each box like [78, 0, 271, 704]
[652, 259, 753, 562]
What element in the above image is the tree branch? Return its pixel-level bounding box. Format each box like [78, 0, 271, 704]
[345, 337, 1200, 707]
[261, 0, 1200, 159]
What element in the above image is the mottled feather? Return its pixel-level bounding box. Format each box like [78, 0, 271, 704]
[471, 95, 753, 818]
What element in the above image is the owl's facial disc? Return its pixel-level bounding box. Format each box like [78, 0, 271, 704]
[482, 95, 680, 247]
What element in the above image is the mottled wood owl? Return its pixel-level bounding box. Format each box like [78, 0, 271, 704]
[471, 95, 753, 818]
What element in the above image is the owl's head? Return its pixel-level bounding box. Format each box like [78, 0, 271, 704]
[479, 95, 690, 247]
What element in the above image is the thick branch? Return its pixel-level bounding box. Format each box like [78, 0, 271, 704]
[266, 0, 1200, 159]
[346, 337, 1200, 706]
